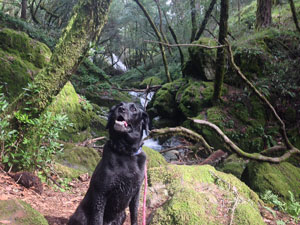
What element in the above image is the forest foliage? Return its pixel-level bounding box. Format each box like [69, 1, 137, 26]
[0, 1, 300, 218]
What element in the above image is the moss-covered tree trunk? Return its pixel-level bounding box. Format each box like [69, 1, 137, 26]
[212, 0, 228, 102]
[190, 0, 197, 42]
[256, 0, 272, 29]
[2, 0, 112, 124]
[194, 0, 217, 41]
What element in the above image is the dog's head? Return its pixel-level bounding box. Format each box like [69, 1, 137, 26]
[106, 102, 149, 151]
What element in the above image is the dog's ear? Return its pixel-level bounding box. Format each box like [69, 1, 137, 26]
[142, 111, 149, 135]
[106, 105, 118, 129]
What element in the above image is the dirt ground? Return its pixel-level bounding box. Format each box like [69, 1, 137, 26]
[0, 169, 297, 225]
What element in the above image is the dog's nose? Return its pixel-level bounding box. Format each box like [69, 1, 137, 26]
[119, 106, 125, 113]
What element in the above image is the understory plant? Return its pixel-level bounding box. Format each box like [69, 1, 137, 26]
[1, 88, 72, 171]
[261, 190, 300, 222]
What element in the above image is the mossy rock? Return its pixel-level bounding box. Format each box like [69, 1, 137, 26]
[0, 29, 52, 101]
[143, 146, 167, 169]
[0, 199, 48, 225]
[183, 38, 217, 80]
[148, 79, 187, 120]
[217, 154, 248, 179]
[56, 143, 101, 174]
[0, 28, 51, 68]
[176, 81, 214, 118]
[54, 162, 85, 179]
[47, 82, 107, 142]
[0, 49, 39, 101]
[148, 165, 264, 225]
[241, 161, 300, 201]
[140, 76, 163, 89]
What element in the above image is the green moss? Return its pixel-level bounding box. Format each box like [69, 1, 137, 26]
[242, 161, 300, 201]
[47, 82, 107, 141]
[0, 28, 51, 68]
[177, 81, 214, 117]
[0, 49, 39, 101]
[56, 143, 101, 174]
[217, 154, 247, 179]
[150, 78, 187, 119]
[0, 199, 48, 225]
[54, 162, 84, 179]
[149, 165, 263, 225]
[183, 38, 217, 80]
[143, 146, 167, 169]
[233, 201, 265, 225]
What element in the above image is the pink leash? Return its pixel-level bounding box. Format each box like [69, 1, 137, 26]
[142, 162, 148, 225]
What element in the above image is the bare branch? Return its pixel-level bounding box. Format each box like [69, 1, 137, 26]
[225, 39, 293, 150]
[144, 40, 225, 49]
[190, 119, 300, 163]
[145, 126, 213, 152]
[111, 85, 161, 93]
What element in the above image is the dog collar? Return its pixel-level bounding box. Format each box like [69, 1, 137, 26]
[132, 146, 143, 156]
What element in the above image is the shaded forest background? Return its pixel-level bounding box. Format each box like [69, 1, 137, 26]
[0, 0, 300, 224]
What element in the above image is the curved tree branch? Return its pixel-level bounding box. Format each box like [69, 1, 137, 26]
[225, 39, 293, 150]
[190, 119, 300, 163]
[144, 126, 213, 153]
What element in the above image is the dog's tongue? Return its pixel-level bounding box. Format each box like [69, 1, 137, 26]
[114, 120, 129, 132]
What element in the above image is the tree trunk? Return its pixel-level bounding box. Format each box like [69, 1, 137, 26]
[194, 0, 217, 41]
[288, 0, 300, 33]
[163, 10, 184, 76]
[2, 0, 112, 125]
[21, 0, 27, 20]
[256, 0, 272, 29]
[238, 0, 241, 23]
[213, 0, 229, 102]
[190, 0, 197, 42]
[133, 0, 172, 82]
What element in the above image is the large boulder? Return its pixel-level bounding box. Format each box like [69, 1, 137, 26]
[147, 79, 187, 123]
[147, 165, 265, 225]
[183, 38, 217, 81]
[241, 161, 300, 201]
[47, 81, 107, 142]
[176, 81, 215, 117]
[55, 143, 101, 175]
[0, 199, 48, 225]
[0, 28, 52, 101]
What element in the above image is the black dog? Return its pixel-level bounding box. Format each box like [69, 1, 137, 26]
[68, 102, 149, 225]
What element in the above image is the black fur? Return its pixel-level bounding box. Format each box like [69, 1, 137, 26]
[68, 102, 149, 225]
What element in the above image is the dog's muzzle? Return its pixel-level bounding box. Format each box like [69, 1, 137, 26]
[114, 116, 133, 133]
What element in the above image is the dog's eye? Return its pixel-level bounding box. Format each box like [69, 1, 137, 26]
[130, 104, 137, 112]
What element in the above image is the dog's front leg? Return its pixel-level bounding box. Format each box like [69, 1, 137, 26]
[90, 195, 106, 225]
[129, 189, 141, 225]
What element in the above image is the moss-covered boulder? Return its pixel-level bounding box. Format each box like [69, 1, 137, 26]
[56, 143, 101, 174]
[183, 38, 217, 80]
[217, 154, 248, 179]
[0, 199, 48, 225]
[0, 28, 52, 101]
[143, 146, 167, 169]
[176, 81, 215, 117]
[47, 81, 107, 142]
[148, 165, 265, 225]
[147, 79, 187, 121]
[0, 28, 51, 68]
[241, 161, 300, 201]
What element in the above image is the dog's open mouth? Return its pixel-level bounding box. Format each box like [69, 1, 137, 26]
[114, 116, 132, 133]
